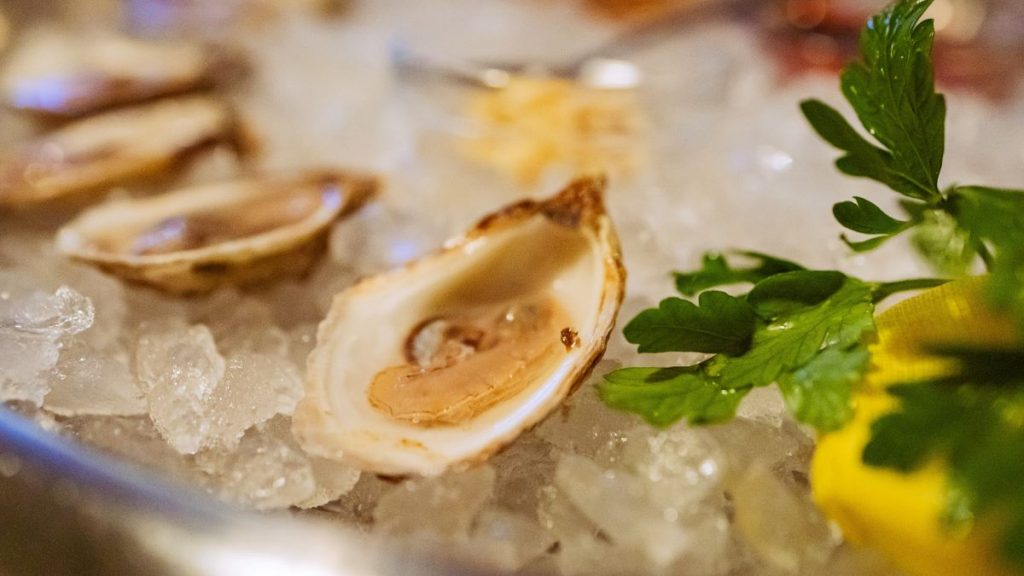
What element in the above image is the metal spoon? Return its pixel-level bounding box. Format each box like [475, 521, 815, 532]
[389, 0, 752, 90]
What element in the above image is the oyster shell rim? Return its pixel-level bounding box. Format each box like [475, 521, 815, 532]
[293, 175, 625, 476]
[1, 30, 248, 118]
[0, 96, 250, 210]
[54, 169, 378, 294]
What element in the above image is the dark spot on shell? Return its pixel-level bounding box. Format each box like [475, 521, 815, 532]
[560, 327, 579, 351]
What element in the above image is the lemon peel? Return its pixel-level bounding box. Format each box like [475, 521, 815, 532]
[812, 278, 1019, 576]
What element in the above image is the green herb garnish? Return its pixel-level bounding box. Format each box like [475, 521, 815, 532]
[601, 0, 1024, 567]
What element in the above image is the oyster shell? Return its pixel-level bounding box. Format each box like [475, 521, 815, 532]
[55, 170, 377, 294]
[294, 176, 625, 476]
[2, 30, 245, 117]
[0, 96, 247, 209]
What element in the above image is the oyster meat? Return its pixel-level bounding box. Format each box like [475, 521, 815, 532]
[56, 170, 377, 294]
[0, 96, 247, 208]
[294, 176, 625, 476]
[1, 30, 244, 117]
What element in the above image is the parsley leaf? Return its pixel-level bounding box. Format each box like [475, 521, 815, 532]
[601, 272, 874, 430]
[833, 196, 910, 235]
[718, 277, 875, 389]
[864, 380, 1024, 566]
[778, 345, 868, 432]
[833, 196, 913, 251]
[841, 0, 945, 200]
[674, 251, 804, 296]
[746, 270, 846, 317]
[949, 186, 1024, 324]
[622, 291, 756, 355]
[800, 99, 919, 197]
[598, 367, 749, 428]
[862, 383, 970, 473]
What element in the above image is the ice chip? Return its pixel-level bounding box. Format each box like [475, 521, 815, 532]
[204, 351, 304, 447]
[467, 507, 556, 571]
[374, 466, 496, 540]
[136, 324, 226, 453]
[195, 418, 316, 510]
[731, 464, 836, 574]
[192, 289, 289, 357]
[67, 415, 200, 484]
[45, 339, 147, 416]
[0, 279, 94, 405]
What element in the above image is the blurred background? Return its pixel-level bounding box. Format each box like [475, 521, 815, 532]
[3, 1, 1024, 575]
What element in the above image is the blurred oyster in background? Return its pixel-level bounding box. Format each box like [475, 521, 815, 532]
[122, 0, 351, 36]
[0, 96, 249, 209]
[0, 7, 10, 55]
[1, 29, 246, 118]
[56, 170, 378, 294]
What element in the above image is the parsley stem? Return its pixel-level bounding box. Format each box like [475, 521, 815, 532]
[976, 241, 995, 272]
[873, 278, 950, 302]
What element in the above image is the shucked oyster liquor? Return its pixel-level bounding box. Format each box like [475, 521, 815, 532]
[294, 176, 625, 476]
[56, 170, 377, 294]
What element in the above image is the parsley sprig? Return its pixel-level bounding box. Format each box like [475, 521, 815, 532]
[601, 0, 1024, 567]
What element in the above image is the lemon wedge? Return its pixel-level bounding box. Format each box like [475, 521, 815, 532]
[812, 278, 1020, 576]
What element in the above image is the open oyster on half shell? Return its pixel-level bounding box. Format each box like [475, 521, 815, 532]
[55, 170, 377, 294]
[294, 176, 625, 476]
[0, 96, 247, 209]
[2, 30, 245, 118]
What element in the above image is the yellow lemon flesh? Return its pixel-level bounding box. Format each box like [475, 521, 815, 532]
[812, 278, 1020, 576]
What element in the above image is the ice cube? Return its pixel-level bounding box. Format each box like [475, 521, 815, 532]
[195, 418, 316, 510]
[67, 415, 201, 484]
[239, 413, 358, 509]
[0, 277, 94, 405]
[59, 263, 127, 349]
[536, 484, 646, 576]
[374, 466, 495, 540]
[619, 426, 723, 507]
[135, 324, 226, 454]
[319, 473, 391, 529]
[191, 289, 290, 357]
[554, 454, 696, 568]
[466, 507, 555, 571]
[45, 338, 147, 417]
[0, 330, 61, 405]
[136, 323, 303, 454]
[535, 368, 637, 461]
[730, 464, 836, 574]
[491, 431, 557, 516]
[735, 386, 788, 428]
[205, 350, 304, 446]
[708, 417, 814, 488]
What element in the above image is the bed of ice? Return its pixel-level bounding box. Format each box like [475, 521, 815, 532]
[4, 1, 1024, 574]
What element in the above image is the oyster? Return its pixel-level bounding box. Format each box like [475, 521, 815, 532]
[55, 170, 377, 294]
[294, 176, 625, 476]
[0, 96, 247, 209]
[2, 30, 244, 117]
